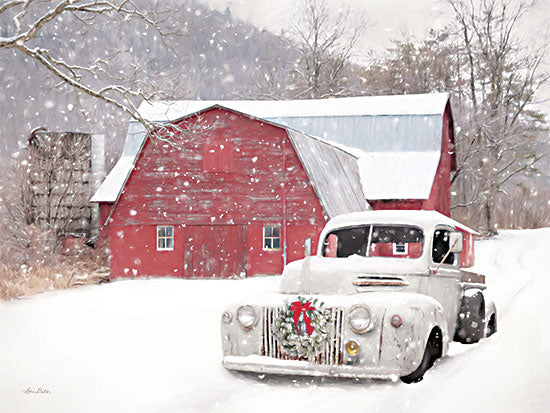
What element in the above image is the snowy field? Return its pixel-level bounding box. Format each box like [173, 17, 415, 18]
[1, 229, 549, 413]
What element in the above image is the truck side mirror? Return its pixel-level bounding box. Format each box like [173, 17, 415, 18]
[449, 232, 463, 253]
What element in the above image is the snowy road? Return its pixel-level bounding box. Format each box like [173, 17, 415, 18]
[1, 229, 549, 413]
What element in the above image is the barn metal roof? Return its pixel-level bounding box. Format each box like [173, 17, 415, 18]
[287, 129, 370, 217]
[137, 94, 448, 152]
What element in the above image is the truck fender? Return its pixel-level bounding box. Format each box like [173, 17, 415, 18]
[394, 296, 448, 375]
[484, 300, 497, 337]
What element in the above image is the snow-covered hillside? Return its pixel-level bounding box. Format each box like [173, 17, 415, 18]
[1, 229, 549, 413]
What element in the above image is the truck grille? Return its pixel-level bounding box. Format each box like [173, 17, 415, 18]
[261, 307, 345, 365]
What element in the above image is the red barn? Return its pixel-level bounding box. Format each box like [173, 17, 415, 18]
[92, 93, 475, 277]
[92, 107, 368, 278]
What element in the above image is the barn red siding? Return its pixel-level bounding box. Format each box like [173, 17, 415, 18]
[457, 228, 475, 268]
[107, 108, 327, 278]
[424, 108, 452, 215]
[369, 200, 423, 211]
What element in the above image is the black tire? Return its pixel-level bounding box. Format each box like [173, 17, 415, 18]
[400, 329, 442, 384]
[486, 313, 497, 337]
[454, 290, 485, 344]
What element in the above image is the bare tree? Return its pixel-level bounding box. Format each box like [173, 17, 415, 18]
[0, 158, 57, 266]
[288, 0, 367, 98]
[241, 56, 297, 100]
[362, 2, 548, 233]
[446, 0, 549, 234]
[247, 0, 367, 99]
[361, 29, 459, 95]
[0, 0, 189, 136]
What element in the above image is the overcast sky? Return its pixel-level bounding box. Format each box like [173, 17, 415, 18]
[203, 0, 448, 50]
[202, 0, 550, 113]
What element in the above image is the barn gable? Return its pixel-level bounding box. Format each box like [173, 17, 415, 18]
[92, 108, 369, 220]
[108, 108, 331, 226]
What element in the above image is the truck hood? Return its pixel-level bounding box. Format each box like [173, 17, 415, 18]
[280, 255, 428, 295]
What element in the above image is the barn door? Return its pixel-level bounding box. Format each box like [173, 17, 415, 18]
[183, 225, 247, 278]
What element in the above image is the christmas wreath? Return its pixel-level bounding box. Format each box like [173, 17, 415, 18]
[272, 296, 332, 360]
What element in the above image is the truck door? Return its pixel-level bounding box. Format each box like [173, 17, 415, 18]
[428, 225, 462, 337]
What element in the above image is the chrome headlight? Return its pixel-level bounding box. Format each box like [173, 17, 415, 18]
[348, 305, 372, 334]
[237, 305, 257, 330]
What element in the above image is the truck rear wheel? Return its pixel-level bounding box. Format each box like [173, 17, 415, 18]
[454, 290, 485, 344]
[400, 328, 442, 384]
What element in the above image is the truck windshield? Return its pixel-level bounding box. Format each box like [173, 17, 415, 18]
[322, 225, 424, 259]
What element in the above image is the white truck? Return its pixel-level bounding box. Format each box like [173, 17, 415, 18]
[221, 210, 497, 383]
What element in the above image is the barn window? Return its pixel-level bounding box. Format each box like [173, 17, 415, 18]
[157, 226, 174, 251]
[393, 242, 408, 255]
[203, 139, 234, 173]
[263, 225, 281, 250]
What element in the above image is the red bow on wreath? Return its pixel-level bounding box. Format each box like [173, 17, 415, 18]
[290, 301, 316, 336]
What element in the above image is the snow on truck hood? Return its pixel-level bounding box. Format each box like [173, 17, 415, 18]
[280, 256, 428, 295]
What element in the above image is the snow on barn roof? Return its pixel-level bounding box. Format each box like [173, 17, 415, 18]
[138, 93, 449, 121]
[300, 139, 440, 200]
[91, 119, 370, 218]
[358, 151, 440, 199]
[90, 122, 147, 203]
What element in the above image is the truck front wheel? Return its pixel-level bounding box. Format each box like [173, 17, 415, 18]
[400, 328, 442, 384]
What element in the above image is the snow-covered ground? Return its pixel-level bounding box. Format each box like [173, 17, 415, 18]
[1, 229, 549, 413]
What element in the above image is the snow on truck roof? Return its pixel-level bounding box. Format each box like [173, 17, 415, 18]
[322, 210, 479, 235]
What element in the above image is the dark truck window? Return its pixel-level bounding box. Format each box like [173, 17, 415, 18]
[322, 225, 424, 259]
[432, 229, 454, 265]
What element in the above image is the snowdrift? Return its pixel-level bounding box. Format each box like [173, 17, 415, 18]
[0, 229, 549, 413]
